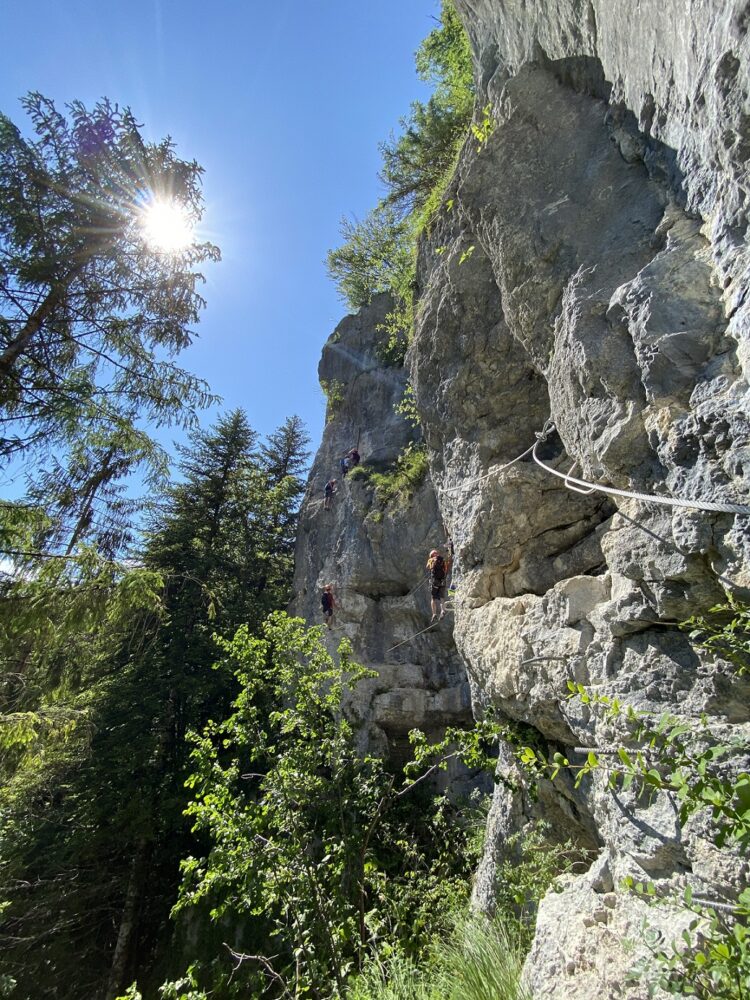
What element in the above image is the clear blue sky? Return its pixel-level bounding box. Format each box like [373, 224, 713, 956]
[0, 0, 437, 460]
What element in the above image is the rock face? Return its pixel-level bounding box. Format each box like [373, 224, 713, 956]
[409, 1, 750, 997]
[294, 3, 750, 997]
[291, 294, 472, 763]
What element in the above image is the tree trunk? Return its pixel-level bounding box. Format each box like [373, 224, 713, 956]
[0, 283, 66, 377]
[105, 837, 149, 1000]
[65, 447, 118, 554]
[0, 250, 94, 379]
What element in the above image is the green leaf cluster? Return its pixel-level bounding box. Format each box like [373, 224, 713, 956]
[321, 378, 347, 423]
[348, 442, 429, 510]
[326, 0, 474, 353]
[168, 614, 502, 997]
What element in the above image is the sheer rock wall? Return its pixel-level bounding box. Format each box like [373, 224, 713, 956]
[290, 295, 472, 763]
[408, 1, 750, 996]
[294, 3, 749, 996]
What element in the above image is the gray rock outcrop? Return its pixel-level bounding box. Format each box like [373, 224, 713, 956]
[294, 3, 750, 996]
[291, 294, 472, 762]
[409, 1, 750, 996]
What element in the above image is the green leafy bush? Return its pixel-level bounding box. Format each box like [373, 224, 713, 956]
[326, 1, 474, 338]
[349, 443, 429, 510]
[394, 383, 420, 428]
[683, 593, 750, 676]
[321, 377, 346, 422]
[170, 613, 504, 997]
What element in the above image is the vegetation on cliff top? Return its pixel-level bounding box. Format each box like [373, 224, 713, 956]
[326, 0, 474, 363]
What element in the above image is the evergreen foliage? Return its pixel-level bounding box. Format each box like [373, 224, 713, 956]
[0, 93, 220, 558]
[0, 411, 309, 1000]
[326, 0, 474, 337]
[379, 1, 473, 217]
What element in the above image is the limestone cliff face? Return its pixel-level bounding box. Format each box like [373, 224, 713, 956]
[409, 1, 750, 996]
[291, 294, 472, 762]
[294, 3, 750, 996]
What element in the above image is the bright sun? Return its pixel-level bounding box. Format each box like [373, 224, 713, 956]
[141, 199, 194, 252]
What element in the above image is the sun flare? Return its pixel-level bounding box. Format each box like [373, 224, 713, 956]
[141, 199, 194, 252]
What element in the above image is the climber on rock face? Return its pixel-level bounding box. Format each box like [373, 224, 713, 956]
[339, 455, 350, 477]
[324, 478, 337, 510]
[348, 447, 360, 468]
[321, 583, 337, 629]
[426, 548, 450, 622]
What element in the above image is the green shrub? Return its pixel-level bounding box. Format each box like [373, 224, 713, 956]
[326, 0, 474, 339]
[321, 378, 346, 422]
[394, 383, 420, 429]
[351, 443, 429, 510]
[493, 822, 583, 951]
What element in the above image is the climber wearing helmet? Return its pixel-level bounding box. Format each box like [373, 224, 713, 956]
[426, 548, 449, 622]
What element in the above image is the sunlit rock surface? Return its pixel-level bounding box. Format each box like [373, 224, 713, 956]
[408, 1, 750, 996]
[290, 294, 472, 763]
[295, 3, 750, 996]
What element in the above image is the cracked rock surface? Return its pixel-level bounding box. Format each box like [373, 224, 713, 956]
[290, 295, 473, 764]
[294, 3, 749, 996]
[407, 1, 750, 996]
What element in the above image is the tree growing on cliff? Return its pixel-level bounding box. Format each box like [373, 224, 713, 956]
[326, 0, 474, 314]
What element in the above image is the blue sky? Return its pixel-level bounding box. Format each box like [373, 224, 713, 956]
[0, 0, 436, 460]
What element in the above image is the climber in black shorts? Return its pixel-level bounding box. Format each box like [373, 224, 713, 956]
[426, 548, 449, 622]
[321, 584, 337, 629]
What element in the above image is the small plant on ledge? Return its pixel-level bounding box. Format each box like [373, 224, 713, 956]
[320, 378, 346, 423]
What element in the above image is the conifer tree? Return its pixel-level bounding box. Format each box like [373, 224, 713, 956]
[0, 93, 220, 559]
[0, 410, 310, 1000]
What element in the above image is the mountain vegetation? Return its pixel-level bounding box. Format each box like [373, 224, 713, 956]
[2, 4, 743, 999]
[326, 0, 474, 362]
